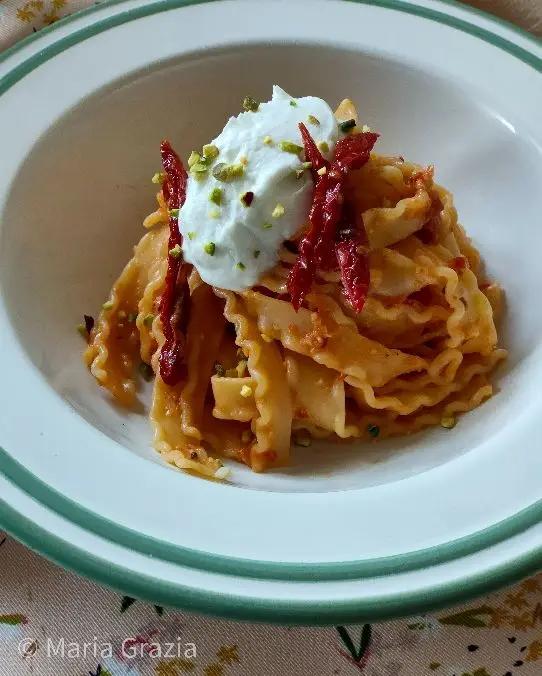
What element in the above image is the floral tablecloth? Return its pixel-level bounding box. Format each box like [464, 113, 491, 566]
[1, 1, 541, 675]
[2, 532, 542, 676]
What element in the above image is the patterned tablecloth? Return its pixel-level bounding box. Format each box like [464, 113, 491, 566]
[1, 1, 541, 675]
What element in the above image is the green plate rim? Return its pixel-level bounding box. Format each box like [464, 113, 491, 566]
[1, 496, 541, 625]
[1, 448, 542, 581]
[0, 0, 541, 622]
[0, 0, 540, 73]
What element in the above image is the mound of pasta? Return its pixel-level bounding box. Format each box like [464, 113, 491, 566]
[83, 96, 505, 479]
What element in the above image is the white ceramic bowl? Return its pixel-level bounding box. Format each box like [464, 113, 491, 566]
[0, 0, 541, 624]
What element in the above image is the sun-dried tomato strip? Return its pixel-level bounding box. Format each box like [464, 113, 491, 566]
[286, 125, 330, 309]
[287, 226, 318, 311]
[299, 122, 329, 178]
[158, 140, 190, 386]
[312, 178, 343, 270]
[336, 220, 370, 313]
[314, 132, 379, 270]
[288, 126, 379, 310]
[334, 131, 379, 172]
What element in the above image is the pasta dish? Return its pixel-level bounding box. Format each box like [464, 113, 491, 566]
[83, 87, 505, 480]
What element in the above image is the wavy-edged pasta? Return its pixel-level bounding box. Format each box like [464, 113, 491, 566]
[84, 97, 505, 479]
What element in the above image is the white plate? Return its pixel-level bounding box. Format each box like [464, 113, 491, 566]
[0, 0, 541, 624]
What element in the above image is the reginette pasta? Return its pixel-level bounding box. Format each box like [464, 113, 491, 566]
[83, 94, 505, 480]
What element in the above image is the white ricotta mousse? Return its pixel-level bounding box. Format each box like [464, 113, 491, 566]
[178, 85, 338, 290]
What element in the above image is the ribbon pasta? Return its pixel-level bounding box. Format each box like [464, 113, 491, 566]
[85, 115, 505, 479]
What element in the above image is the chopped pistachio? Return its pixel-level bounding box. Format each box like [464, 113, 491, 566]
[253, 250, 261, 258]
[187, 231, 196, 240]
[169, 208, 179, 218]
[151, 171, 165, 184]
[289, 100, 297, 107]
[102, 300, 114, 311]
[204, 241, 216, 256]
[240, 384, 253, 398]
[339, 118, 356, 133]
[262, 222, 273, 229]
[236, 262, 246, 270]
[440, 416, 456, 429]
[209, 187, 223, 205]
[272, 203, 285, 218]
[241, 430, 252, 443]
[212, 162, 244, 182]
[139, 362, 154, 381]
[208, 208, 220, 219]
[240, 191, 254, 207]
[307, 114, 320, 125]
[202, 144, 219, 160]
[187, 151, 201, 168]
[214, 362, 226, 377]
[190, 162, 208, 173]
[279, 140, 303, 155]
[76, 323, 88, 338]
[317, 166, 327, 176]
[127, 312, 137, 322]
[294, 431, 312, 447]
[169, 243, 182, 258]
[143, 313, 155, 327]
[242, 96, 260, 112]
[367, 424, 380, 438]
[263, 135, 273, 145]
[318, 141, 329, 153]
[295, 161, 313, 179]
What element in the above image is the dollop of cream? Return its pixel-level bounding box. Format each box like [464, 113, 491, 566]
[179, 85, 338, 290]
